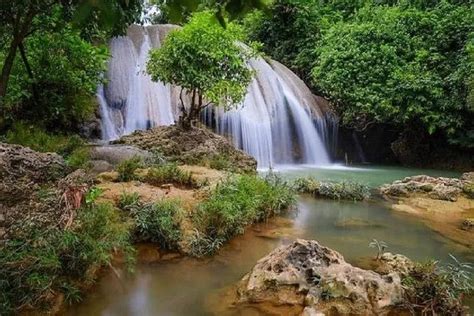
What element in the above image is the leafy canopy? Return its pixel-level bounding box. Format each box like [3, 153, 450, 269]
[147, 11, 255, 115]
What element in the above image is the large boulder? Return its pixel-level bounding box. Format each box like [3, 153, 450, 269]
[0, 143, 68, 204]
[233, 239, 404, 315]
[380, 175, 467, 201]
[114, 125, 257, 173]
[89, 144, 153, 165]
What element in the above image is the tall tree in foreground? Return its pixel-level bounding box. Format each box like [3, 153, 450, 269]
[146, 11, 256, 129]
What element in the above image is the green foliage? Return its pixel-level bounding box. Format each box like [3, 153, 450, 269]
[119, 194, 183, 250]
[116, 157, 143, 182]
[150, 0, 268, 26]
[294, 177, 370, 201]
[402, 255, 473, 314]
[208, 154, 233, 171]
[3, 122, 84, 156]
[67, 147, 92, 169]
[368, 239, 388, 260]
[246, 0, 474, 148]
[144, 163, 196, 188]
[189, 174, 295, 256]
[0, 202, 133, 314]
[147, 11, 255, 127]
[312, 3, 474, 145]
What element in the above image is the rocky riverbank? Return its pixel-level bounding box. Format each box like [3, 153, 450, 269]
[380, 173, 474, 249]
[210, 239, 470, 315]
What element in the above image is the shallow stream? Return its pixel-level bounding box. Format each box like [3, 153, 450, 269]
[69, 165, 472, 315]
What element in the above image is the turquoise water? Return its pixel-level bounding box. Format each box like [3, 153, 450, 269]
[270, 164, 461, 187]
[69, 166, 471, 315]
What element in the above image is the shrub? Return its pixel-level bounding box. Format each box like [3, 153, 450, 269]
[402, 256, 473, 314]
[118, 194, 183, 250]
[66, 147, 91, 169]
[293, 177, 370, 201]
[144, 163, 196, 188]
[116, 157, 142, 182]
[208, 154, 232, 171]
[3, 122, 84, 156]
[189, 174, 295, 257]
[0, 202, 133, 314]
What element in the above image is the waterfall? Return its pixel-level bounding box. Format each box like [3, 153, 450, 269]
[99, 25, 333, 168]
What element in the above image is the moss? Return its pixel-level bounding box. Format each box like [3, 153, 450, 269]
[294, 177, 370, 201]
[462, 183, 474, 199]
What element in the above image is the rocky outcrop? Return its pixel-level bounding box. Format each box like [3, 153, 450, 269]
[380, 174, 472, 201]
[114, 125, 257, 173]
[232, 239, 404, 315]
[0, 143, 68, 204]
[0, 143, 90, 243]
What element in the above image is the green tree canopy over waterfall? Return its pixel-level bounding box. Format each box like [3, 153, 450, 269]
[146, 11, 256, 129]
[244, 0, 474, 149]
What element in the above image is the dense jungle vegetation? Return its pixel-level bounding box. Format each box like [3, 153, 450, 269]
[1, 0, 473, 167]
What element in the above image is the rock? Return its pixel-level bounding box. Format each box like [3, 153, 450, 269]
[234, 239, 404, 315]
[461, 218, 474, 231]
[375, 253, 414, 276]
[380, 174, 467, 201]
[428, 184, 462, 202]
[0, 143, 68, 204]
[460, 172, 474, 182]
[115, 125, 257, 173]
[89, 144, 152, 165]
[89, 160, 114, 174]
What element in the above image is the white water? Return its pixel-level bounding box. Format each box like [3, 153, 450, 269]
[99, 25, 333, 168]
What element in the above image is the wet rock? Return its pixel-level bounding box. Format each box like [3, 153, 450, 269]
[235, 239, 404, 315]
[115, 125, 257, 173]
[89, 144, 152, 165]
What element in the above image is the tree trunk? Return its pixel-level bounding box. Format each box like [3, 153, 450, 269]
[0, 38, 21, 98]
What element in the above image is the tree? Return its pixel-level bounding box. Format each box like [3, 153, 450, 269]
[146, 11, 255, 129]
[150, 0, 268, 26]
[0, 0, 142, 101]
[312, 3, 473, 147]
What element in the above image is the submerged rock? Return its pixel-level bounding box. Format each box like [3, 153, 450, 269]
[114, 125, 257, 173]
[232, 239, 404, 315]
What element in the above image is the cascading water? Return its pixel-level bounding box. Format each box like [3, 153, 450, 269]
[99, 25, 333, 168]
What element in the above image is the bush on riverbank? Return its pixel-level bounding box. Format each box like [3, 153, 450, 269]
[402, 258, 473, 314]
[0, 197, 133, 315]
[119, 193, 183, 250]
[188, 174, 295, 257]
[294, 177, 370, 201]
[144, 163, 197, 188]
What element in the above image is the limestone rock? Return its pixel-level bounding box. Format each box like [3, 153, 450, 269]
[460, 172, 474, 183]
[0, 142, 68, 204]
[114, 125, 257, 173]
[89, 144, 152, 165]
[235, 239, 404, 315]
[380, 174, 467, 201]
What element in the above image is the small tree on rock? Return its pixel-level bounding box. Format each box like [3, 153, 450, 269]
[146, 11, 255, 129]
